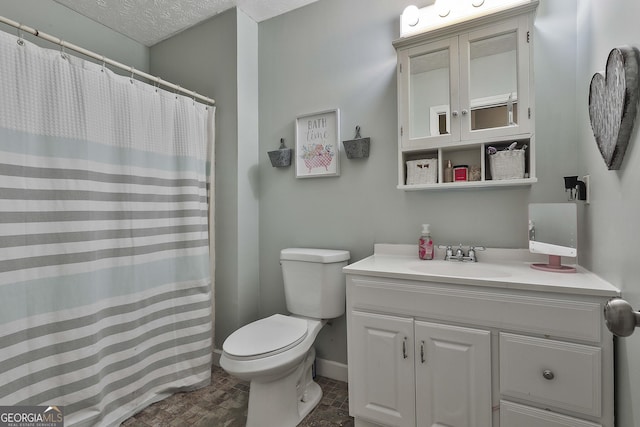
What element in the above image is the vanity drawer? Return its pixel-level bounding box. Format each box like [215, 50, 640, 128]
[501, 400, 601, 427]
[500, 333, 601, 417]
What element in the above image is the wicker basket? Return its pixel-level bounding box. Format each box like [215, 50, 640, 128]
[489, 149, 525, 180]
[406, 158, 438, 185]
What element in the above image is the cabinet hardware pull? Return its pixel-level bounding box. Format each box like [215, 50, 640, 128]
[542, 369, 555, 380]
[420, 340, 425, 363]
[451, 110, 459, 117]
[402, 337, 408, 359]
[461, 109, 468, 116]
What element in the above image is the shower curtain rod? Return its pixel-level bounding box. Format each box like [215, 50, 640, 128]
[0, 15, 215, 106]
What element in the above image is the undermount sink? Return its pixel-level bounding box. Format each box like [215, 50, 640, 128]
[408, 260, 511, 278]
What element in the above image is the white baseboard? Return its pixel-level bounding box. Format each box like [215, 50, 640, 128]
[315, 357, 348, 383]
[212, 348, 348, 383]
[212, 348, 222, 367]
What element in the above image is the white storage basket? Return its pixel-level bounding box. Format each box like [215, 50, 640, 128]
[406, 158, 438, 185]
[489, 149, 525, 180]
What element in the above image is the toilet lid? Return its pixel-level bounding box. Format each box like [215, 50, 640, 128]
[223, 314, 308, 358]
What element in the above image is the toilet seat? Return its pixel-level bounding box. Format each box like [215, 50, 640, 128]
[223, 314, 308, 360]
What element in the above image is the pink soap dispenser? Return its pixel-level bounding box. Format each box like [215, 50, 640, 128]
[418, 224, 434, 260]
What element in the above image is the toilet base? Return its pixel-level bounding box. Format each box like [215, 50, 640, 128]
[246, 347, 321, 427]
[298, 381, 322, 420]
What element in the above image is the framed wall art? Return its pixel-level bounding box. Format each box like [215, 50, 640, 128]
[295, 109, 340, 178]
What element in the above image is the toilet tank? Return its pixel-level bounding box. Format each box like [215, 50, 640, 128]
[280, 248, 350, 319]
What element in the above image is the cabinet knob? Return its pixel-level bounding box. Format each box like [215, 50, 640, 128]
[451, 110, 459, 117]
[461, 109, 469, 116]
[542, 369, 555, 380]
[604, 297, 640, 337]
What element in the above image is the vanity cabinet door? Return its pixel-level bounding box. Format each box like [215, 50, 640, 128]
[350, 311, 416, 427]
[415, 320, 492, 427]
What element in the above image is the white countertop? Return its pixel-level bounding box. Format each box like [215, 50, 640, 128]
[343, 244, 620, 297]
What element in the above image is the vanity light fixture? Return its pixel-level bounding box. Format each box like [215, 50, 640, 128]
[400, 0, 535, 38]
[435, 0, 451, 18]
[403, 5, 420, 26]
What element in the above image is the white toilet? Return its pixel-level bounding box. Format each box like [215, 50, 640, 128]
[219, 248, 350, 427]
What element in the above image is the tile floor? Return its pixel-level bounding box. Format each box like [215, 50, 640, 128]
[122, 365, 353, 426]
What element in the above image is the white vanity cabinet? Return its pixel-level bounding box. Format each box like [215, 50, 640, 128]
[344, 249, 619, 427]
[393, 1, 538, 190]
[350, 312, 491, 427]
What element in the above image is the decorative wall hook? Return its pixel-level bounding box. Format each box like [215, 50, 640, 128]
[267, 138, 292, 168]
[342, 126, 370, 159]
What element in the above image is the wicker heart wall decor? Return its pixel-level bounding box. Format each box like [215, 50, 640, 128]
[588, 46, 640, 170]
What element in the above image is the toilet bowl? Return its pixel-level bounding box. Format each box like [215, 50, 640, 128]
[220, 315, 325, 427]
[219, 248, 350, 427]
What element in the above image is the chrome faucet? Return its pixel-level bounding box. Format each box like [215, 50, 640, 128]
[467, 245, 485, 262]
[454, 244, 465, 259]
[439, 244, 485, 262]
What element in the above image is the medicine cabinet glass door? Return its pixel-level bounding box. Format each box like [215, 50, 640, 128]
[406, 37, 459, 146]
[460, 19, 530, 140]
[399, 16, 531, 149]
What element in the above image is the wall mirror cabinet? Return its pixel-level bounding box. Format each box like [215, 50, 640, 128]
[394, 1, 538, 190]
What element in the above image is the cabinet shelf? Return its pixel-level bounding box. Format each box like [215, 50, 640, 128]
[399, 177, 537, 191]
[399, 137, 534, 189]
[400, 132, 533, 153]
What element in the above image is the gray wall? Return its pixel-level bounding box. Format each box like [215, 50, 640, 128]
[150, 9, 261, 349]
[576, 0, 640, 425]
[258, 0, 576, 365]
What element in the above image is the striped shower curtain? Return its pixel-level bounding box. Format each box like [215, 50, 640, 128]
[0, 29, 215, 426]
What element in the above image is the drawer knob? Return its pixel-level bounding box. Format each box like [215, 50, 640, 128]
[542, 369, 555, 380]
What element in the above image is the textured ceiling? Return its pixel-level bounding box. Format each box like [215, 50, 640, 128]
[52, 0, 320, 46]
